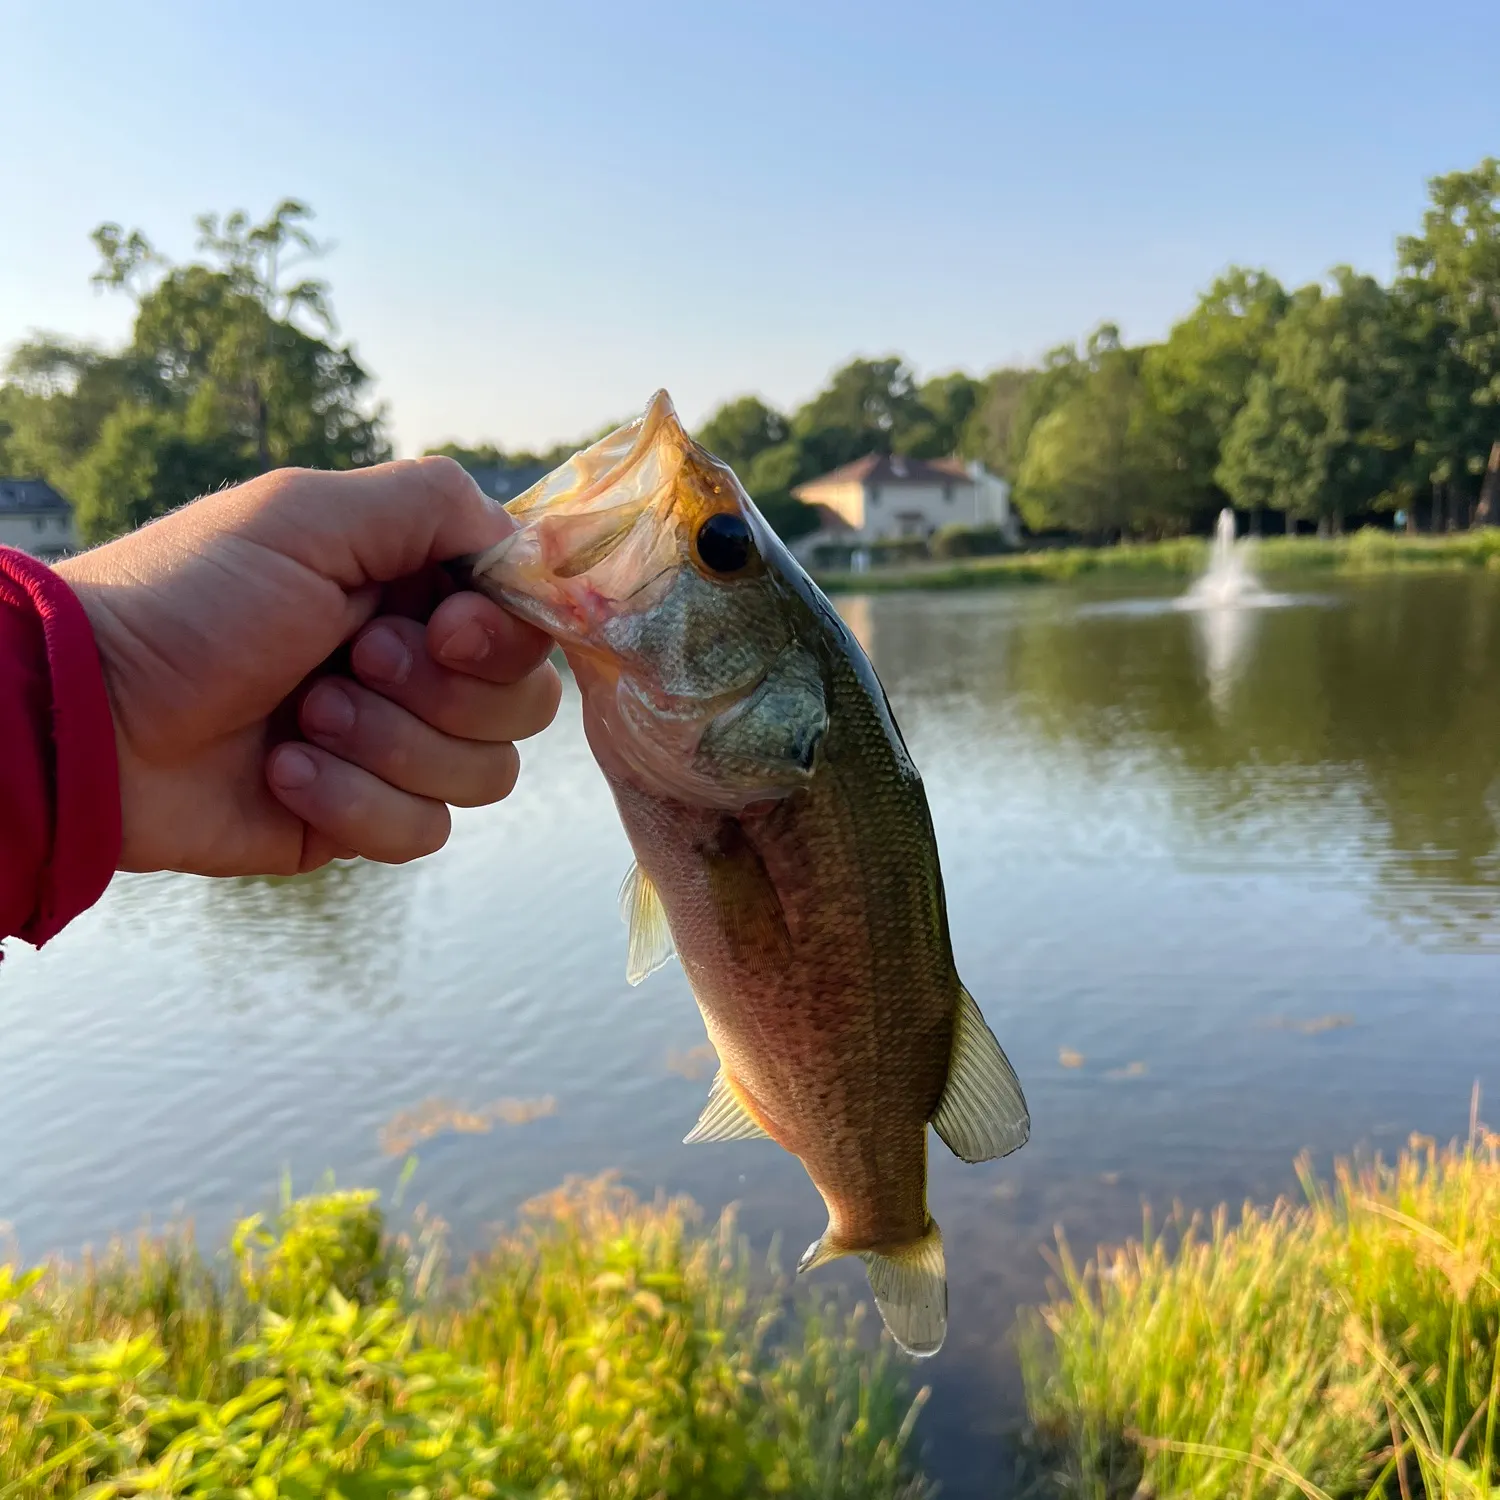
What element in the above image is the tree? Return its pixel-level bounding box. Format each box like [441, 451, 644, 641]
[1144, 267, 1289, 517]
[695, 395, 788, 473]
[790, 357, 926, 472]
[0, 200, 388, 541]
[1014, 344, 1187, 539]
[97, 201, 386, 475]
[1218, 272, 1409, 533]
[895, 372, 982, 459]
[1395, 158, 1500, 521]
[959, 368, 1033, 480]
[1006, 334, 1098, 480]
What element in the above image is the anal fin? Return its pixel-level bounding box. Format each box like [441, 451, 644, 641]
[931, 987, 1030, 1163]
[683, 1070, 772, 1144]
[619, 862, 675, 986]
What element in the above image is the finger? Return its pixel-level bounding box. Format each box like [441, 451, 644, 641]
[266, 742, 451, 864]
[219, 455, 517, 590]
[426, 591, 554, 684]
[349, 616, 562, 743]
[299, 677, 522, 808]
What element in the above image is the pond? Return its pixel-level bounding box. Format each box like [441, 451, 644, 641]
[6, 570, 1500, 1494]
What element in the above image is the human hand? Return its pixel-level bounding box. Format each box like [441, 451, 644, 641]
[58, 458, 562, 877]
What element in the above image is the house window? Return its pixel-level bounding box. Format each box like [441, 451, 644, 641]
[943, 483, 954, 503]
[32, 516, 43, 533]
[868, 485, 881, 507]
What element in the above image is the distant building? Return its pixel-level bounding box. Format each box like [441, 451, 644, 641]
[0, 478, 80, 562]
[789, 454, 1014, 561]
[462, 463, 551, 505]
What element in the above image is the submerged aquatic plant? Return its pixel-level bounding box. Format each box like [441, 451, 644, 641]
[0, 1175, 931, 1498]
[1018, 1095, 1500, 1499]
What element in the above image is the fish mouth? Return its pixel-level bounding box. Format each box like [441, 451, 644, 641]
[466, 390, 693, 641]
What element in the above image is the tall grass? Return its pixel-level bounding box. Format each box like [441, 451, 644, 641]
[0, 1177, 931, 1498]
[813, 528, 1500, 593]
[1018, 1099, 1500, 1499]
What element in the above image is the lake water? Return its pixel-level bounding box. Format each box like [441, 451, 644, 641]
[6, 570, 1500, 1494]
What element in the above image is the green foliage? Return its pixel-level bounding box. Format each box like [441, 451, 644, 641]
[1396, 157, 1500, 499]
[1016, 1121, 1500, 1499]
[1218, 271, 1412, 529]
[958, 367, 1033, 480]
[0, 1178, 931, 1499]
[789, 357, 925, 473]
[0, 199, 388, 542]
[898, 372, 982, 459]
[694, 394, 788, 472]
[928, 523, 1014, 559]
[1144, 267, 1290, 512]
[1014, 337, 1190, 540]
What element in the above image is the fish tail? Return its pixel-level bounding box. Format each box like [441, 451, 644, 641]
[796, 1218, 948, 1357]
[861, 1220, 947, 1358]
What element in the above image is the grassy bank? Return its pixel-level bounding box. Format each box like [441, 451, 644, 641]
[0, 1177, 931, 1498]
[1018, 1116, 1500, 1498]
[813, 528, 1500, 593]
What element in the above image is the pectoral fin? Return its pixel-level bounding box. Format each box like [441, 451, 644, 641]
[684, 1071, 771, 1144]
[618, 862, 675, 986]
[702, 823, 792, 969]
[931, 987, 1030, 1163]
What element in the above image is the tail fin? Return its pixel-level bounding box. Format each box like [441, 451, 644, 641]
[799, 1219, 948, 1358]
[862, 1220, 947, 1357]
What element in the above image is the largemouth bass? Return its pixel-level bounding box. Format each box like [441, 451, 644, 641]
[470, 392, 1028, 1355]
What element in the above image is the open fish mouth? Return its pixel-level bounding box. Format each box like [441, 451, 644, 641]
[465, 391, 702, 644]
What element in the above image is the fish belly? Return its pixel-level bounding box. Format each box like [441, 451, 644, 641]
[610, 773, 952, 1253]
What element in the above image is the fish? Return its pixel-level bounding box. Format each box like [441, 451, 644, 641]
[468, 391, 1028, 1356]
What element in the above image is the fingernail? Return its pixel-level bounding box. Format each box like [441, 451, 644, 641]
[270, 746, 318, 791]
[354, 625, 412, 685]
[304, 680, 357, 736]
[438, 618, 492, 664]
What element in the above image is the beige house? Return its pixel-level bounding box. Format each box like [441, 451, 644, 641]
[0, 478, 80, 562]
[790, 454, 1013, 555]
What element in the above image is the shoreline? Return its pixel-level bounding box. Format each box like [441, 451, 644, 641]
[812, 528, 1500, 593]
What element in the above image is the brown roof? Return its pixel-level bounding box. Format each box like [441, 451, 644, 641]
[792, 453, 970, 499]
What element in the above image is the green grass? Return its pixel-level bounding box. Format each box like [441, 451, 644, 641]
[1017, 1108, 1500, 1499]
[812, 528, 1500, 592]
[0, 1176, 932, 1498]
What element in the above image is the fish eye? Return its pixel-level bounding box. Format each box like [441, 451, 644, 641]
[696, 512, 754, 575]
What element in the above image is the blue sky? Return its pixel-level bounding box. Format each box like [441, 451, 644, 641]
[4, 0, 1495, 455]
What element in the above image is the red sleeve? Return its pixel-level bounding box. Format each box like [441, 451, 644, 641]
[0, 547, 121, 948]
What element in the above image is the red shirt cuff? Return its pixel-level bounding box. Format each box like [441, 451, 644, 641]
[0, 547, 121, 946]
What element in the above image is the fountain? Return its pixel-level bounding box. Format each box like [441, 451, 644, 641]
[1182, 508, 1265, 609]
[1176, 508, 1281, 715]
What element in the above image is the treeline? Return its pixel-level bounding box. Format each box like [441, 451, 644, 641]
[443, 158, 1500, 543]
[0, 201, 387, 543]
[6, 160, 1499, 548]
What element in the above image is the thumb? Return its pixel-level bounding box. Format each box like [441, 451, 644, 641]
[221, 456, 518, 591]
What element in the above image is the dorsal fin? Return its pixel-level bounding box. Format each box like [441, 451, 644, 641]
[931, 987, 1029, 1163]
[683, 1071, 772, 1144]
[618, 862, 675, 986]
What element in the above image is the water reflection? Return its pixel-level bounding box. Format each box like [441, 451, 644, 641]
[845, 574, 1500, 949]
[1188, 599, 1258, 718]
